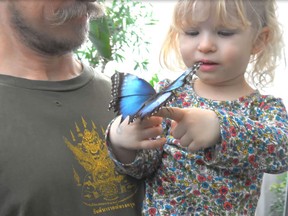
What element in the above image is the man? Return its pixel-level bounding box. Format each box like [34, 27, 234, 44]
[0, 1, 143, 215]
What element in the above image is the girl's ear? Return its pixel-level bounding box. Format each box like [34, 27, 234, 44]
[251, 27, 270, 55]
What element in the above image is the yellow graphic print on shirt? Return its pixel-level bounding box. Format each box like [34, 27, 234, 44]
[64, 117, 138, 214]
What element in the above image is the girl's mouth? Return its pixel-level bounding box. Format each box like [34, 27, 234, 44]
[198, 60, 219, 72]
[199, 60, 217, 65]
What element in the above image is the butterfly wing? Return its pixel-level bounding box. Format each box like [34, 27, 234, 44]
[134, 69, 190, 120]
[164, 62, 201, 92]
[136, 91, 174, 120]
[109, 71, 156, 122]
[136, 63, 201, 119]
[109, 63, 201, 124]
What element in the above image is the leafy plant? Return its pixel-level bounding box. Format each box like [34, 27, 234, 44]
[269, 173, 287, 215]
[76, 0, 157, 73]
[149, 73, 159, 87]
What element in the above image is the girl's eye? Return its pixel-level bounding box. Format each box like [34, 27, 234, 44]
[218, 30, 235, 37]
[184, 31, 199, 36]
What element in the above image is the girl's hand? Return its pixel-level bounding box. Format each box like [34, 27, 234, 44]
[157, 107, 221, 152]
[108, 115, 166, 163]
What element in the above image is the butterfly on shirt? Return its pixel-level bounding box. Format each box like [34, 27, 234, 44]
[109, 62, 201, 124]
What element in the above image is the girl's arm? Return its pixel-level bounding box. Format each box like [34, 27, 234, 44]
[157, 95, 287, 174]
[211, 96, 288, 173]
[106, 116, 166, 179]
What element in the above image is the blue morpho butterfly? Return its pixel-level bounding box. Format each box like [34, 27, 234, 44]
[109, 62, 201, 124]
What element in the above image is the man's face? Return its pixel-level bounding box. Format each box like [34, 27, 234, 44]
[7, 0, 101, 55]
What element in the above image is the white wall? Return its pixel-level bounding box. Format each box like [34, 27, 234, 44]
[269, 1, 288, 106]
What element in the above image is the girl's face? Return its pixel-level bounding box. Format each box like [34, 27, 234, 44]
[178, 9, 256, 86]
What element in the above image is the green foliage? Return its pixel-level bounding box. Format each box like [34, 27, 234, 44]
[149, 73, 159, 87]
[89, 17, 112, 61]
[269, 173, 287, 215]
[75, 0, 157, 73]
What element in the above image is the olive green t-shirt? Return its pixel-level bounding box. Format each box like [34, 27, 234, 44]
[0, 64, 143, 216]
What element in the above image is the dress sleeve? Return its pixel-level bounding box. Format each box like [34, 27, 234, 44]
[105, 120, 163, 179]
[205, 96, 288, 174]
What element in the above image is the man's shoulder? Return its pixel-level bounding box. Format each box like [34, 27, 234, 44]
[83, 63, 111, 84]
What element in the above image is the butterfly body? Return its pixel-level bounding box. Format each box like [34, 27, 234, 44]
[109, 63, 201, 123]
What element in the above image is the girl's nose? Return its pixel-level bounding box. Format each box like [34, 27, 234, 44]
[197, 34, 217, 53]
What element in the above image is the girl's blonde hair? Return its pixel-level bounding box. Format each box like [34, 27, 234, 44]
[160, 0, 284, 88]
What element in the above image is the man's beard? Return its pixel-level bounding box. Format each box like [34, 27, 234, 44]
[9, 2, 103, 56]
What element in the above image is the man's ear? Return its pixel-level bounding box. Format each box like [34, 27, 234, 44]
[251, 27, 270, 55]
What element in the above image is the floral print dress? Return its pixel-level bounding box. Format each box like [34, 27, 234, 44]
[108, 79, 288, 216]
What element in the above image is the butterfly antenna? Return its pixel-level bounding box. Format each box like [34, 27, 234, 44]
[193, 62, 202, 74]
